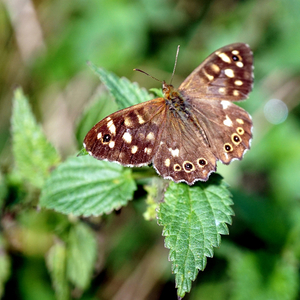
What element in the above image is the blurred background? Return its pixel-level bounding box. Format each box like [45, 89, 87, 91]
[1, 0, 300, 299]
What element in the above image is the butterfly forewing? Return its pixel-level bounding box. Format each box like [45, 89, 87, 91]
[84, 43, 254, 185]
[179, 43, 253, 101]
[84, 98, 167, 166]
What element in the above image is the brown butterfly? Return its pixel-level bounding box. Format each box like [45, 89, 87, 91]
[84, 43, 253, 185]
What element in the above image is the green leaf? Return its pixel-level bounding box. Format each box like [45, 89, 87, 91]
[66, 223, 97, 290]
[0, 172, 7, 209]
[157, 175, 233, 298]
[143, 177, 166, 221]
[40, 155, 137, 216]
[11, 88, 60, 188]
[88, 63, 152, 109]
[46, 242, 69, 300]
[0, 236, 11, 298]
[77, 148, 88, 157]
[227, 248, 299, 300]
[75, 93, 118, 148]
[149, 87, 163, 97]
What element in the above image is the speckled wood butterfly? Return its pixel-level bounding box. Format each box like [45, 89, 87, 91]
[84, 43, 253, 185]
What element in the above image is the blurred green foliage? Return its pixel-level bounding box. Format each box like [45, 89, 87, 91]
[1, 0, 300, 299]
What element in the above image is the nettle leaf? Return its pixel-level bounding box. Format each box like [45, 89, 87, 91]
[76, 92, 118, 148]
[11, 88, 60, 188]
[67, 223, 97, 290]
[46, 242, 69, 300]
[88, 63, 152, 109]
[40, 155, 136, 216]
[157, 175, 233, 298]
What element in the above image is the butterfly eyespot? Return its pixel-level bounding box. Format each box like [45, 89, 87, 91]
[183, 161, 195, 172]
[174, 164, 182, 171]
[232, 55, 239, 61]
[103, 134, 111, 143]
[197, 158, 207, 167]
[232, 134, 241, 145]
[224, 143, 233, 152]
[236, 127, 245, 135]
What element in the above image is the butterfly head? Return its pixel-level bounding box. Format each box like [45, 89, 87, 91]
[162, 81, 179, 100]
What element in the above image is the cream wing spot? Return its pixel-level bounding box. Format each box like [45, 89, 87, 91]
[221, 100, 231, 109]
[97, 132, 102, 140]
[223, 115, 233, 127]
[217, 52, 231, 63]
[107, 120, 116, 135]
[236, 61, 244, 68]
[224, 69, 235, 78]
[146, 132, 155, 141]
[144, 147, 152, 155]
[236, 118, 244, 124]
[233, 90, 240, 96]
[232, 50, 239, 55]
[234, 80, 243, 86]
[219, 87, 226, 95]
[168, 148, 179, 157]
[211, 63, 220, 73]
[108, 141, 115, 148]
[136, 114, 145, 124]
[124, 117, 132, 127]
[122, 132, 132, 143]
[131, 145, 138, 154]
[165, 158, 171, 167]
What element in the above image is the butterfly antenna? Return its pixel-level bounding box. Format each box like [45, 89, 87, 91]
[170, 45, 180, 85]
[133, 68, 162, 83]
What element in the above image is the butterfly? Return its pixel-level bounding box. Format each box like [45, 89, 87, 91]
[84, 43, 253, 185]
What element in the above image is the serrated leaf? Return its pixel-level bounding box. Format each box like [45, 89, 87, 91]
[11, 88, 61, 188]
[88, 63, 152, 109]
[75, 93, 118, 148]
[46, 242, 69, 300]
[67, 223, 97, 290]
[157, 175, 233, 298]
[40, 155, 137, 216]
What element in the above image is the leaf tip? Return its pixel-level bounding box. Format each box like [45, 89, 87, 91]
[77, 148, 89, 157]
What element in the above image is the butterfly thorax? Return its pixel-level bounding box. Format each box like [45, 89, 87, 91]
[162, 81, 190, 118]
